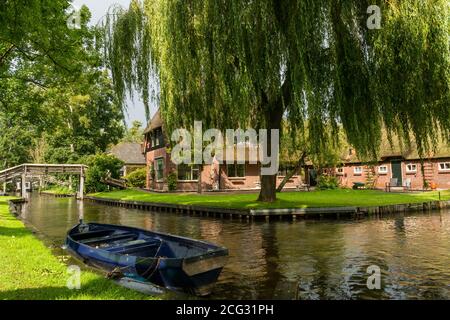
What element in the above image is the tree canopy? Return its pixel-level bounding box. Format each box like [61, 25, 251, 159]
[0, 1, 125, 170]
[104, 0, 449, 201]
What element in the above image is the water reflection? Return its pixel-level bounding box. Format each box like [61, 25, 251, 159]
[17, 194, 450, 300]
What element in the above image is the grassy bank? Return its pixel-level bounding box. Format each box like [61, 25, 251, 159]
[91, 189, 450, 210]
[0, 197, 155, 300]
[41, 186, 75, 195]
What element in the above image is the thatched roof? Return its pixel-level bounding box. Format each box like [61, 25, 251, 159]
[108, 142, 146, 164]
[144, 109, 163, 134]
[342, 135, 450, 164]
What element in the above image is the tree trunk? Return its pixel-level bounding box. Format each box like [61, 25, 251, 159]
[257, 105, 284, 202]
[276, 152, 307, 193]
[197, 164, 203, 194]
[258, 174, 277, 202]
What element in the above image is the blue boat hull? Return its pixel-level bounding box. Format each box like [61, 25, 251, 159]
[65, 223, 228, 296]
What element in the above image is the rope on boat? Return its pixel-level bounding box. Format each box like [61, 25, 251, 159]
[106, 256, 163, 281]
[141, 256, 162, 280]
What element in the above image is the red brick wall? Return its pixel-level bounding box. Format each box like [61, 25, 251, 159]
[338, 159, 450, 190]
[145, 147, 170, 191]
[146, 151, 307, 192]
[219, 163, 260, 190]
[429, 159, 450, 189]
[219, 164, 304, 190]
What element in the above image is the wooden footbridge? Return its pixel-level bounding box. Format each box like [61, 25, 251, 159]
[0, 164, 87, 199]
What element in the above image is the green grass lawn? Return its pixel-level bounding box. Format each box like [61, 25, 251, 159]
[41, 186, 75, 195]
[91, 188, 450, 210]
[0, 197, 156, 300]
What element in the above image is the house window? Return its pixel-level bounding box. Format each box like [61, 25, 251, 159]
[354, 166, 362, 175]
[336, 167, 344, 175]
[151, 128, 164, 149]
[227, 164, 245, 178]
[378, 165, 388, 174]
[155, 158, 164, 181]
[438, 162, 450, 172]
[406, 163, 417, 173]
[177, 164, 199, 181]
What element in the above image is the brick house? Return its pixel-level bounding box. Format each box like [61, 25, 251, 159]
[336, 146, 450, 190]
[108, 142, 146, 177]
[143, 110, 450, 192]
[143, 110, 306, 192]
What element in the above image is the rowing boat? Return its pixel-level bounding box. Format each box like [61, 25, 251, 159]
[65, 222, 228, 296]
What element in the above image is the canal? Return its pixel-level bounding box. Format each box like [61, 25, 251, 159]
[16, 194, 450, 299]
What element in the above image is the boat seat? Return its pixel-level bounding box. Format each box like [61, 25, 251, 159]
[106, 240, 162, 254]
[80, 232, 137, 245]
[71, 229, 116, 241]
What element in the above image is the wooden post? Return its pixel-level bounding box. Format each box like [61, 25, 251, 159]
[39, 176, 44, 191]
[3, 181, 6, 193]
[79, 168, 85, 200]
[21, 170, 26, 198]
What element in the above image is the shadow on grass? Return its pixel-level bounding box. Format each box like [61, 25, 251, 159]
[0, 278, 146, 300]
[0, 226, 32, 237]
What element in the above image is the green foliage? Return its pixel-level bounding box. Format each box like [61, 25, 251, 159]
[122, 121, 144, 143]
[0, 2, 125, 170]
[80, 154, 124, 193]
[317, 175, 340, 190]
[167, 171, 177, 191]
[42, 185, 74, 195]
[126, 168, 147, 188]
[280, 121, 347, 169]
[104, 0, 449, 200]
[42, 71, 125, 163]
[103, 1, 153, 120]
[104, 0, 449, 156]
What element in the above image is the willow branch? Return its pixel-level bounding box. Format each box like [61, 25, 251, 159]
[0, 44, 16, 65]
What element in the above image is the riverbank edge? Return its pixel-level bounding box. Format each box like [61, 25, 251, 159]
[40, 190, 75, 198]
[85, 195, 450, 221]
[0, 197, 157, 300]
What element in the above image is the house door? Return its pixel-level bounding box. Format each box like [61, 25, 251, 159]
[391, 161, 402, 186]
[308, 169, 318, 186]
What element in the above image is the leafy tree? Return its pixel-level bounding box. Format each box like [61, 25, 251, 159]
[0, 3, 125, 169]
[80, 154, 124, 193]
[43, 71, 125, 163]
[122, 120, 144, 143]
[125, 167, 147, 188]
[316, 175, 340, 190]
[105, 1, 449, 202]
[277, 121, 346, 192]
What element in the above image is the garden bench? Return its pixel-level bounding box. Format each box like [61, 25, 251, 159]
[352, 182, 366, 190]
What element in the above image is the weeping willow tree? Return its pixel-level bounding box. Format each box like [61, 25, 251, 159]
[104, 0, 449, 202]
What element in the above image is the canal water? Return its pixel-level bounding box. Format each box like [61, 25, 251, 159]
[16, 194, 450, 299]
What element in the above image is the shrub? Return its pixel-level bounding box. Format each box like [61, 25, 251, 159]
[126, 168, 147, 188]
[317, 175, 340, 190]
[167, 171, 177, 191]
[79, 154, 124, 193]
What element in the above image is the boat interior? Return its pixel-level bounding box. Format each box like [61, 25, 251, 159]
[70, 224, 211, 259]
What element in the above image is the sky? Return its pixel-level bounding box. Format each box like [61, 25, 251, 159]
[72, 0, 157, 127]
